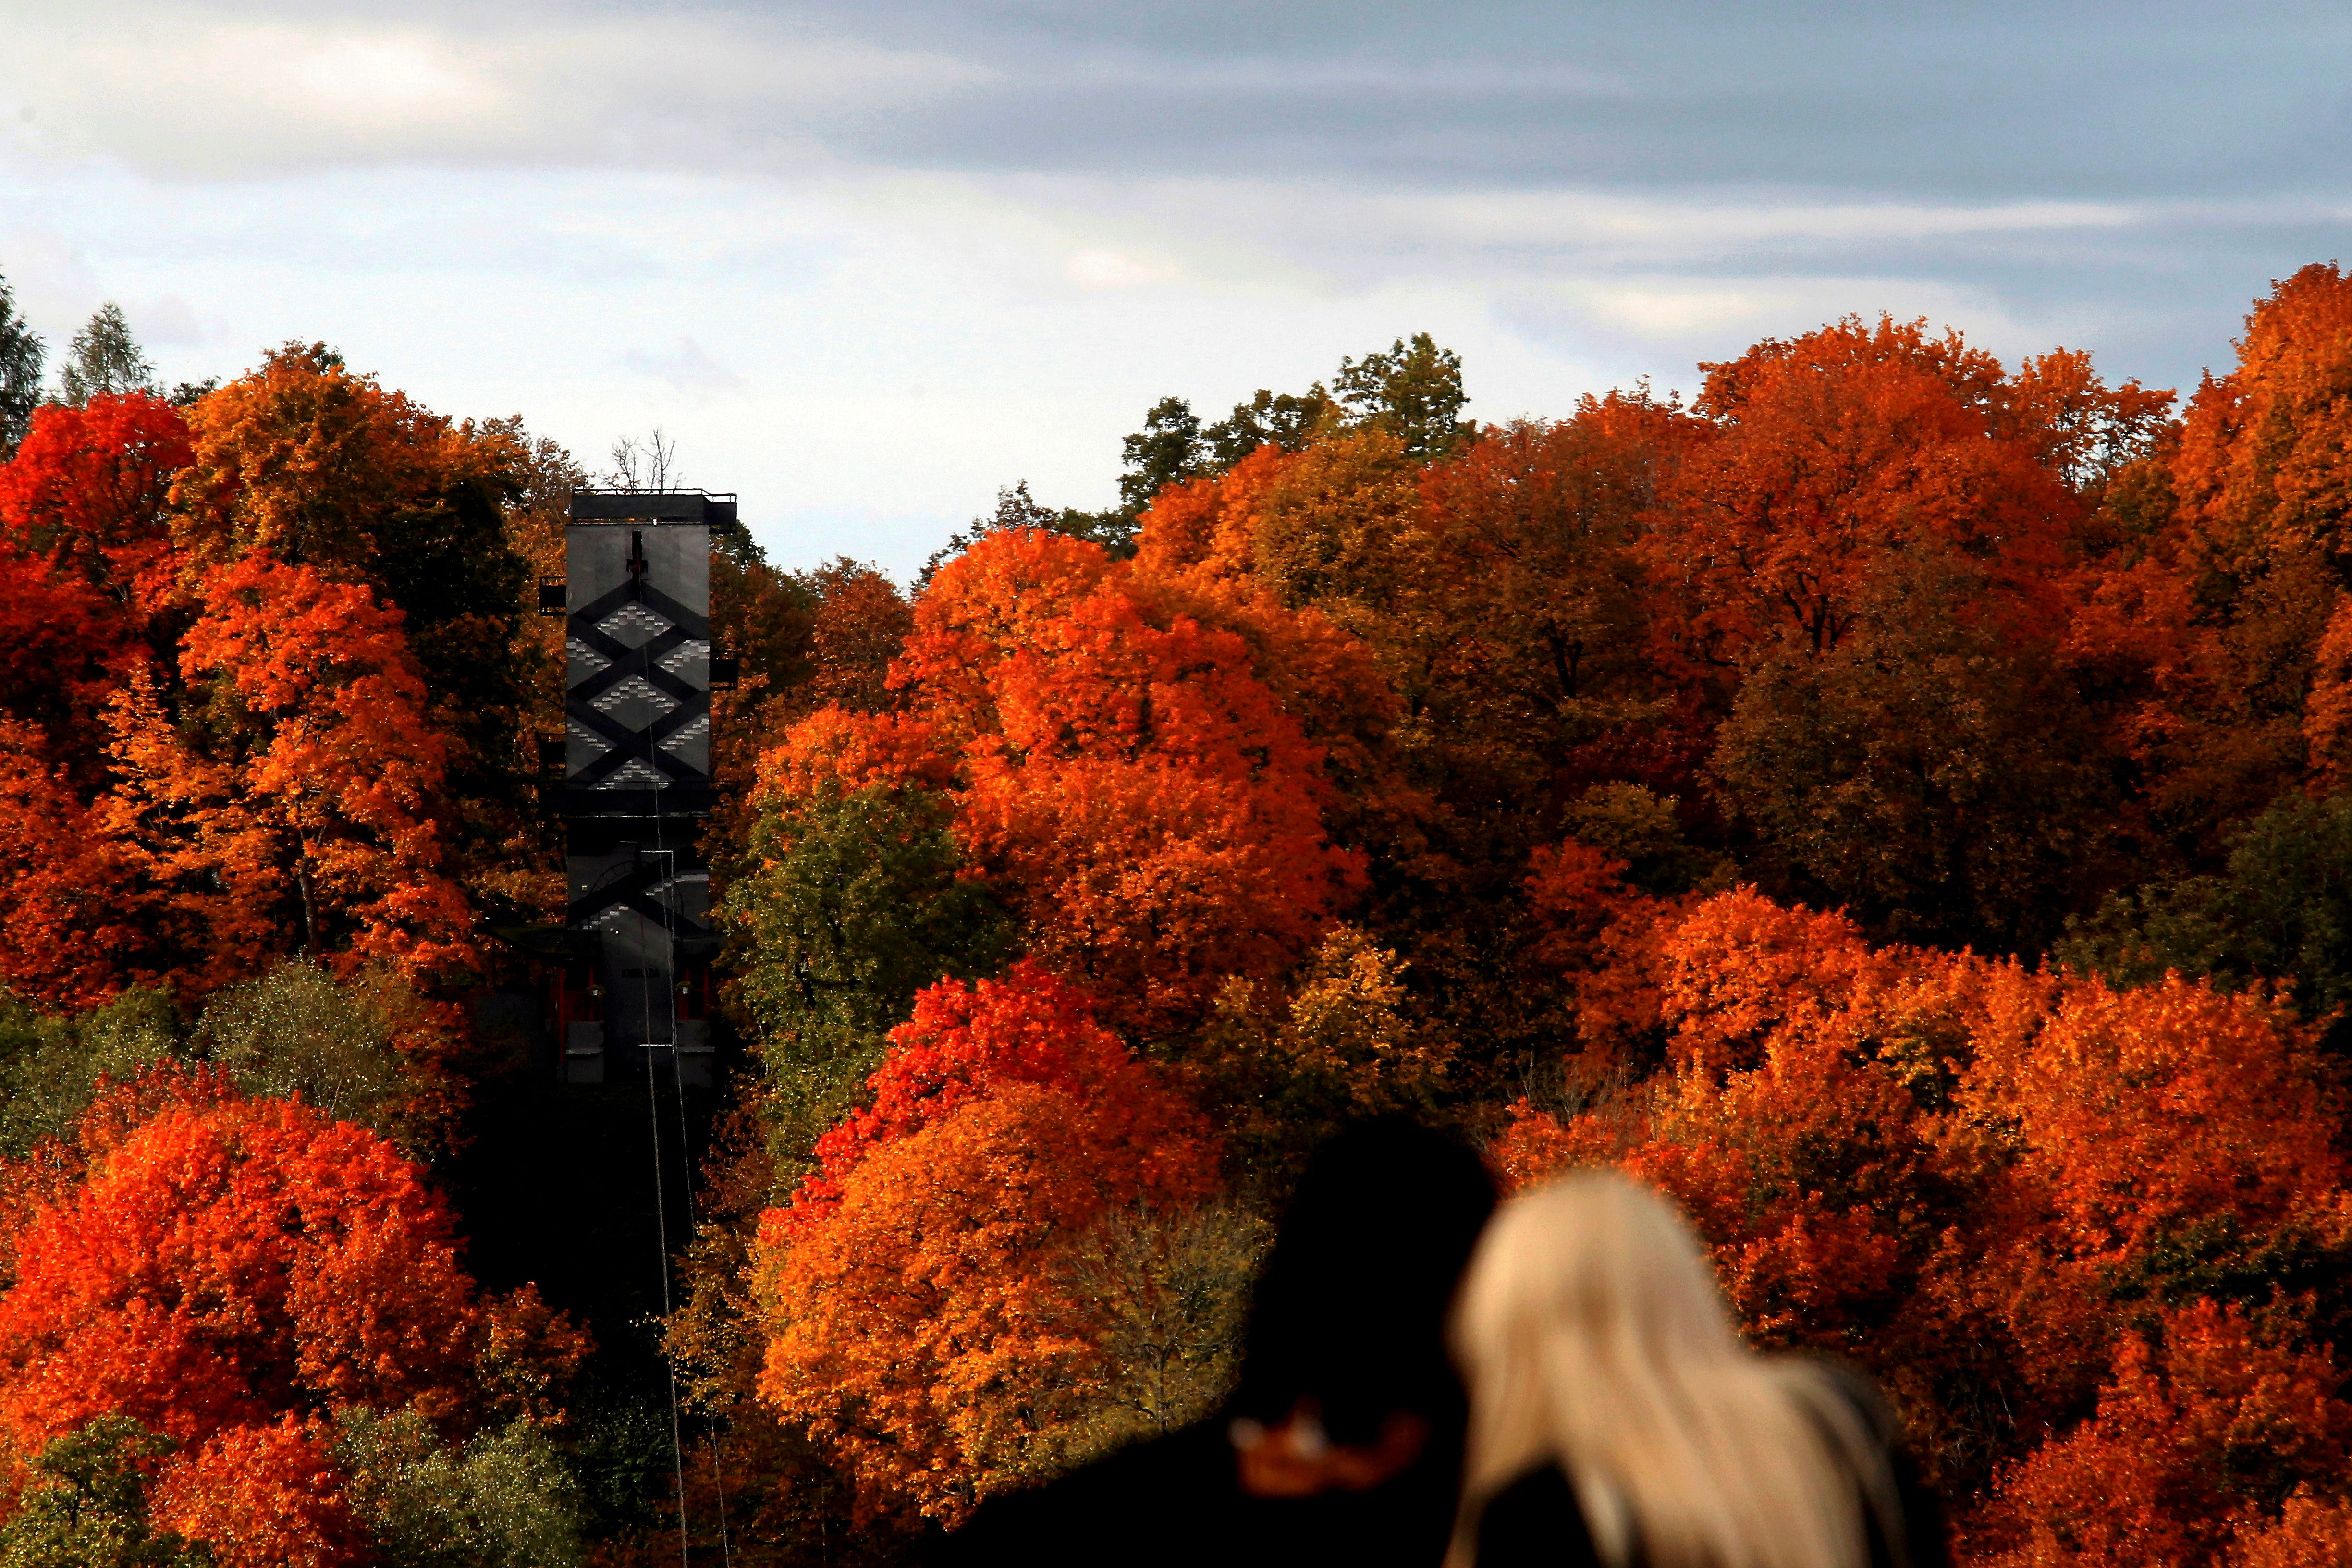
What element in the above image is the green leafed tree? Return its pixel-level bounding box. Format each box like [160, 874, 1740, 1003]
[1118, 396, 1206, 513]
[1099, 334, 1456, 525]
[1201, 387, 1342, 470]
[1561, 783, 1719, 896]
[922, 480, 1136, 584]
[334, 1409, 587, 1568]
[721, 783, 1015, 1161]
[0, 1418, 211, 1568]
[1106, 389, 1341, 516]
[0, 989, 181, 1159]
[191, 959, 408, 1140]
[2056, 789, 2352, 1043]
[1332, 332, 1473, 461]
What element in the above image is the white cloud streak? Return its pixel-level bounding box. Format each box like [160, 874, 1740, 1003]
[1, 6, 987, 176]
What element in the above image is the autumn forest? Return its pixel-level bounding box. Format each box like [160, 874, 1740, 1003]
[1, 262, 2352, 1566]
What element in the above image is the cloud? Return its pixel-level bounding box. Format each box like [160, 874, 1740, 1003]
[128, 294, 207, 345]
[0, 5, 988, 178]
[0, 222, 102, 333]
[622, 334, 747, 393]
[4, 1, 2345, 207]
[0, 0, 2341, 580]
[1066, 248, 1179, 289]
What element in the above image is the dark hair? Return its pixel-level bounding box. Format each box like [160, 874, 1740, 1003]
[1231, 1117, 1497, 1445]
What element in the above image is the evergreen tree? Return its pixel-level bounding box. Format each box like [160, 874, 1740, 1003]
[0, 267, 45, 458]
[58, 303, 156, 405]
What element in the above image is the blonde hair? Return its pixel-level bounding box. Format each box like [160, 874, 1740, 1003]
[1448, 1172, 1897, 1568]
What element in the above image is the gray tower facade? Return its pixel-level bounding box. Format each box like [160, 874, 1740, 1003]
[552, 490, 733, 1085]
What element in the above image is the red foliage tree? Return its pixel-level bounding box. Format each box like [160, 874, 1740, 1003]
[93, 551, 477, 988]
[0, 1082, 482, 1453]
[784, 961, 1213, 1226]
[1969, 1300, 2352, 1568]
[150, 1416, 368, 1568]
[0, 394, 197, 809]
[0, 391, 192, 612]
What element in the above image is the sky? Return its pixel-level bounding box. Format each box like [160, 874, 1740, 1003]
[2, 1, 2348, 578]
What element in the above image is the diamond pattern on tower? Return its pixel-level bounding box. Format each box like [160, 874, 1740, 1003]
[658, 714, 710, 750]
[658, 640, 709, 674]
[595, 759, 668, 790]
[598, 604, 670, 643]
[565, 637, 611, 675]
[591, 675, 677, 718]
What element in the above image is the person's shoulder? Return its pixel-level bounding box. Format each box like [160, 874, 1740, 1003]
[1476, 1463, 1604, 1568]
[939, 1422, 1241, 1568]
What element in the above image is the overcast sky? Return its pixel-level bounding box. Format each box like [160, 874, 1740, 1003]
[3, 1, 2346, 576]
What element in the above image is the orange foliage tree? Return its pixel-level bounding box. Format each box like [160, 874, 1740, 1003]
[166, 552, 474, 979]
[757, 526, 1369, 1036]
[2082, 262, 2352, 835]
[0, 1080, 482, 1449]
[149, 1417, 368, 1568]
[2229, 1489, 2352, 1568]
[167, 344, 529, 879]
[2172, 263, 2352, 584]
[0, 356, 521, 1004]
[1652, 316, 2082, 667]
[786, 961, 1210, 1223]
[752, 969, 1219, 1524]
[1498, 885, 2352, 1542]
[0, 719, 166, 1008]
[56, 552, 477, 999]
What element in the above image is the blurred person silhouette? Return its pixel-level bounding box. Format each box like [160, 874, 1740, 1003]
[1448, 1171, 1947, 1568]
[946, 1115, 1497, 1568]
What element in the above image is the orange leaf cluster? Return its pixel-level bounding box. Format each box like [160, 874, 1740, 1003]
[149, 1417, 368, 1568]
[1649, 318, 2081, 666]
[752, 969, 1218, 1523]
[751, 526, 1372, 1034]
[0, 360, 493, 1005]
[1502, 886, 2352, 1554]
[0, 1087, 481, 1449]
